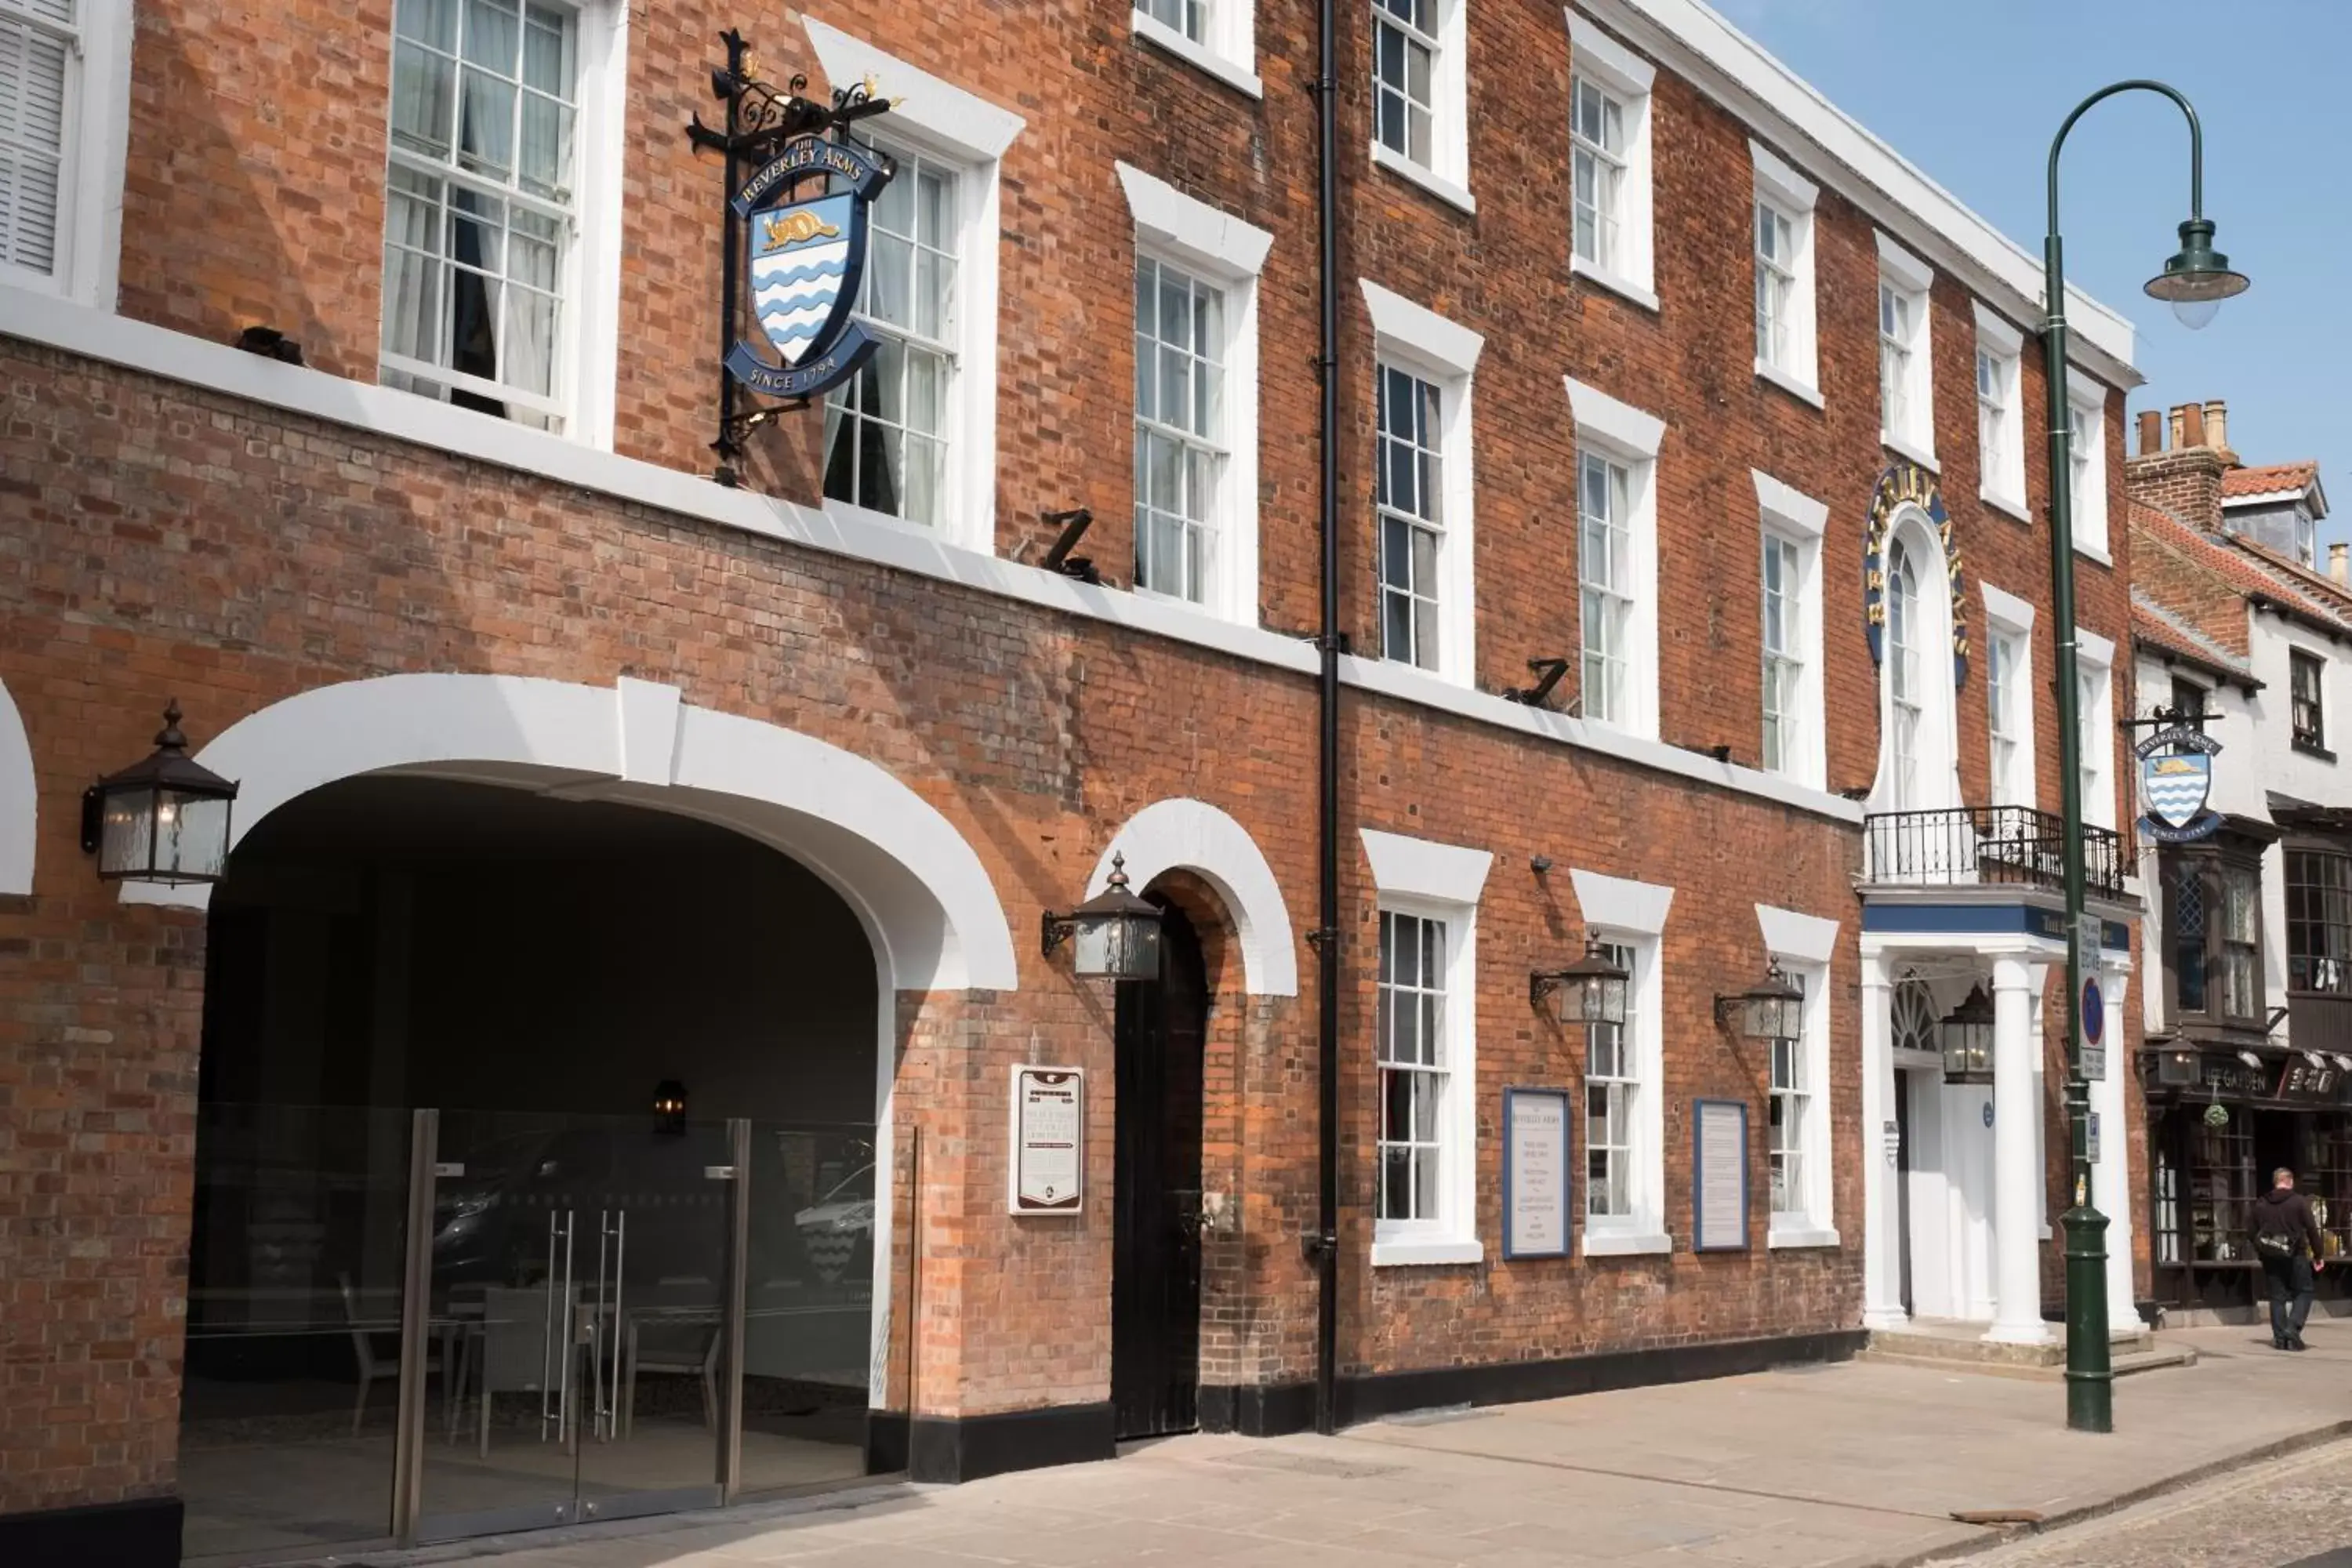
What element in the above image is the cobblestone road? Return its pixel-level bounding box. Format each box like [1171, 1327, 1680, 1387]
[1966, 1436, 2352, 1568]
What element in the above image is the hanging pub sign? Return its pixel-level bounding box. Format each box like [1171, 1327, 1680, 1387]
[685, 31, 897, 478]
[2136, 723, 2223, 844]
[726, 136, 891, 401]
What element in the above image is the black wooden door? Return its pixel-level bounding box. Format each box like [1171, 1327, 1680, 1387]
[1112, 901, 1207, 1440]
[1895, 1070, 1915, 1314]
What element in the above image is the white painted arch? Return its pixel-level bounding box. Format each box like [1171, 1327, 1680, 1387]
[1091, 797, 1298, 996]
[0, 677, 32, 895]
[120, 672, 1018, 993]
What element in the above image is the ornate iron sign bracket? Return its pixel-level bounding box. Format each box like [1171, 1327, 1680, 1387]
[684, 31, 894, 485]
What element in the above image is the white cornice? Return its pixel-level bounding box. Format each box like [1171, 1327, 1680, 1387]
[1587, 0, 2140, 389]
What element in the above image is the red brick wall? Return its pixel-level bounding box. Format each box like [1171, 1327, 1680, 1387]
[0, 330, 1864, 1508]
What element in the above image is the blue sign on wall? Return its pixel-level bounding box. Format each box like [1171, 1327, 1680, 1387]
[2134, 724, 2223, 845]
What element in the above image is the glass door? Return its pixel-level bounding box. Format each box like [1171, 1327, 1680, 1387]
[414, 1110, 731, 1540]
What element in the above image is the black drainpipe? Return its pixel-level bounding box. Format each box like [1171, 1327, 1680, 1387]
[1308, 0, 1343, 1438]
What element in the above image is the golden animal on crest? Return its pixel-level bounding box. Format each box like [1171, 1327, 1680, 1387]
[764, 209, 842, 247]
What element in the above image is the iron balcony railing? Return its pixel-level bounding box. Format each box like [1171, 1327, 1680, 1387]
[1862, 804, 2124, 899]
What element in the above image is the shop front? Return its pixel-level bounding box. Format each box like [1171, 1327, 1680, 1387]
[2147, 1048, 2352, 1318]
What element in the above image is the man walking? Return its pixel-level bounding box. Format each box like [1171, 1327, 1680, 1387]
[2252, 1167, 2326, 1351]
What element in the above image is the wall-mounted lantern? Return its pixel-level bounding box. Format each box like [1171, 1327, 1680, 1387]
[2156, 1047, 2199, 1087]
[1530, 932, 1629, 1028]
[1940, 983, 1996, 1085]
[1716, 960, 1804, 1044]
[1042, 852, 1163, 982]
[652, 1080, 688, 1135]
[80, 700, 238, 886]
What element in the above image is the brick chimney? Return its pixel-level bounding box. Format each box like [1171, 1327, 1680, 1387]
[2203, 399, 2236, 465]
[2125, 400, 2227, 531]
[2332, 542, 2348, 586]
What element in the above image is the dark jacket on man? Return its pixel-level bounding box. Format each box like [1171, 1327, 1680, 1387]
[2253, 1186, 2325, 1258]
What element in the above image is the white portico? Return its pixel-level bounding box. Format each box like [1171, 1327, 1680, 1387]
[1857, 902, 2138, 1342]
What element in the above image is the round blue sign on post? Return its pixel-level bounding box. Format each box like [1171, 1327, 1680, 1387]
[2083, 978, 2105, 1044]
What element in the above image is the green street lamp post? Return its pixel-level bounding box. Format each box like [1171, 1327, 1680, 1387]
[2044, 80, 2249, 1435]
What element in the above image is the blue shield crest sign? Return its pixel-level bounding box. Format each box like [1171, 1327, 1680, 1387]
[2142, 751, 2211, 829]
[724, 135, 893, 401]
[750, 191, 858, 367]
[2133, 723, 2223, 844]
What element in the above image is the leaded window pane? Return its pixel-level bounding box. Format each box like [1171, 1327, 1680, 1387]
[1372, 0, 1436, 168]
[825, 151, 960, 528]
[1586, 942, 1639, 1219]
[1580, 450, 1633, 727]
[1377, 911, 1450, 1225]
[380, 0, 576, 429]
[1128, 255, 1228, 604]
[1377, 362, 1445, 670]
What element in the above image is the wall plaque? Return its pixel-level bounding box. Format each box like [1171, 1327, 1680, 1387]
[1502, 1087, 1572, 1258]
[1693, 1098, 1749, 1253]
[1010, 1066, 1083, 1214]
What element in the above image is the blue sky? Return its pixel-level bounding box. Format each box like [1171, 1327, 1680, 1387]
[1713, 0, 2347, 543]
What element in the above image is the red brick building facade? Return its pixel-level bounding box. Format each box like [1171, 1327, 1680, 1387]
[0, 0, 2145, 1561]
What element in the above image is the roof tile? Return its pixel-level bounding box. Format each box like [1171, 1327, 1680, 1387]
[2221, 461, 2318, 499]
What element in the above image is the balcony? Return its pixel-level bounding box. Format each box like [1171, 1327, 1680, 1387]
[1863, 805, 2124, 899]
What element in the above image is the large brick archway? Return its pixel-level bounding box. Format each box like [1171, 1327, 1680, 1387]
[124, 670, 1020, 996]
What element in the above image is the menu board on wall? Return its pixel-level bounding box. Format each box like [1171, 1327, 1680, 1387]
[1503, 1087, 1572, 1258]
[1692, 1098, 1749, 1253]
[1010, 1067, 1083, 1214]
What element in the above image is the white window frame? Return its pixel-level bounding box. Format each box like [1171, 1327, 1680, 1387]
[1568, 378, 1664, 738]
[804, 18, 1024, 557]
[1973, 303, 2027, 521]
[2068, 370, 2113, 563]
[1874, 232, 1935, 470]
[1571, 868, 1671, 1255]
[1361, 828, 1492, 1267]
[1131, 0, 1262, 99]
[1117, 163, 1270, 626]
[1749, 140, 1820, 408]
[1563, 7, 1655, 311]
[376, 0, 627, 445]
[1758, 905, 1838, 1247]
[1981, 581, 2038, 810]
[1363, 279, 1482, 685]
[2077, 626, 2115, 829]
[1753, 470, 1827, 788]
[1368, 0, 1474, 215]
[0, 0, 132, 308]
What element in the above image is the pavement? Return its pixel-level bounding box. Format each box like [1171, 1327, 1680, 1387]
[326, 1319, 2352, 1568]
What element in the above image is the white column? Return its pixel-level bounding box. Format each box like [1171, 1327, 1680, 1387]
[1987, 956, 2052, 1345]
[2092, 968, 2140, 1332]
[2029, 965, 2049, 1242]
[1860, 952, 1906, 1329]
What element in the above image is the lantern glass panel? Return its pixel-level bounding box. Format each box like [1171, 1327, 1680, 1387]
[157, 788, 232, 881]
[1943, 1022, 1992, 1079]
[1747, 992, 1801, 1043]
[1576, 971, 1628, 1028]
[97, 787, 157, 879]
[1076, 909, 1160, 981]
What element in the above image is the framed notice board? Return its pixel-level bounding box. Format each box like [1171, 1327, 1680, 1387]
[1502, 1087, 1573, 1258]
[1692, 1098, 1749, 1252]
[1009, 1066, 1083, 1214]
